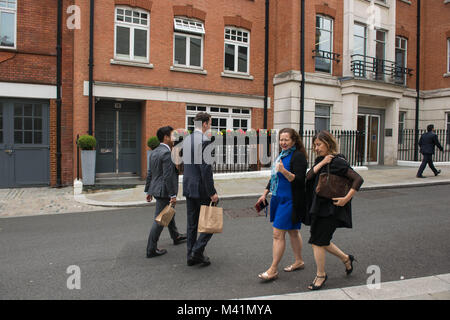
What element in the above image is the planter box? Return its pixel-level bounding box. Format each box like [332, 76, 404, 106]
[81, 150, 96, 185]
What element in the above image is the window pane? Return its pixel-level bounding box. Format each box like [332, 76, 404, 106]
[238, 46, 248, 73]
[0, 12, 15, 47]
[0, 104, 2, 144]
[14, 117, 22, 130]
[211, 107, 220, 112]
[24, 118, 32, 130]
[315, 117, 329, 132]
[24, 131, 32, 144]
[34, 104, 42, 117]
[233, 119, 240, 127]
[134, 29, 147, 58]
[190, 37, 201, 67]
[116, 26, 130, 56]
[315, 105, 330, 117]
[225, 43, 235, 71]
[14, 131, 22, 144]
[220, 119, 227, 127]
[34, 132, 42, 144]
[24, 104, 32, 116]
[174, 35, 186, 65]
[212, 118, 218, 126]
[354, 24, 365, 38]
[14, 104, 22, 116]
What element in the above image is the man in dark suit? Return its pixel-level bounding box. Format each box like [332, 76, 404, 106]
[182, 112, 219, 266]
[416, 124, 444, 178]
[145, 126, 186, 258]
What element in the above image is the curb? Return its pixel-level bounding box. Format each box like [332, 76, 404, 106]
[74, 180, 450, 208]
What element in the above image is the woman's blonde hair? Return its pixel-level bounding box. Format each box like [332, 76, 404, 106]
[312, 131, 338, 155]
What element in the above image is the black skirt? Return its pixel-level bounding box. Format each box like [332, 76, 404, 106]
[308, 215, 338, 246]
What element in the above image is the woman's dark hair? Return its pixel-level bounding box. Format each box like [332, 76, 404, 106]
[156, 126, 174, 143]
[312, 130, 338, 155]
[279, 128, 307, 158]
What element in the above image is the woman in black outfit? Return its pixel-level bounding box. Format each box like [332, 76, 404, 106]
[306, 131, 364, 290]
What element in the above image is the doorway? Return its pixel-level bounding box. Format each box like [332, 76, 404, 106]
[357, 114, 381, 165]
[95, 100, 141, 176]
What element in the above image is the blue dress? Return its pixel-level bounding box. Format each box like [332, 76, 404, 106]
[270, 152, 301, 230]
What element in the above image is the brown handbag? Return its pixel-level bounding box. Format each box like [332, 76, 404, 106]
[315, 162, 351, 199]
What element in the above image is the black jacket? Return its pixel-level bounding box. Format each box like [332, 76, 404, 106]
[419, 131, 443, 155]
[266, 150, 308, 225]
[305, 155, 364, 228]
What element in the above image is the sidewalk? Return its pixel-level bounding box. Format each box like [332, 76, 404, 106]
[74, 165, 450, 207]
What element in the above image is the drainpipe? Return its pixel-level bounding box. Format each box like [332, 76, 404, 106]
[56, 0, 62, 187]
[299, 0, 305, 136]
[414, 0, 421, 161]
[88, 0, 95, 135]
[264, 0, 269, 129]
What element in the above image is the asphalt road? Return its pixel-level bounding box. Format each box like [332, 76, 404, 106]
[0, 185, 449, 300]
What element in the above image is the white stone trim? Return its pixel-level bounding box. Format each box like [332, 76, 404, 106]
[83, 81, 267, 108]
[110, 59, 154, 68]
[0, 82, 57, 99]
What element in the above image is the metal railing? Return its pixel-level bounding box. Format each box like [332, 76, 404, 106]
[398, 129, 450, 162]
[351, 54, 413, 84]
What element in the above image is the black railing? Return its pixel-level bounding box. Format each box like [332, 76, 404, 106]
[312, 49, 341, 63]
[398, 129, 450, 162]
[351, 54, 413, 84]
[175, 130, 365, 174]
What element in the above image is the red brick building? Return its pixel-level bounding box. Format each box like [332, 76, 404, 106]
[1, 0, 449, 187]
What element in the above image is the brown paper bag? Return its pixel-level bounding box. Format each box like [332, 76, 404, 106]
[198, 202, 223, 234]
[155, 204, 175, 227]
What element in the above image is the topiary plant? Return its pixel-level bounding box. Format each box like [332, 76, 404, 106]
[147, 136, 160, 150]
[77, 134, 97, 150]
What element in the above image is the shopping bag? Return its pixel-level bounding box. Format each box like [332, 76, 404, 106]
[198, 202, 223, 233]
[155, 203, 175, 227]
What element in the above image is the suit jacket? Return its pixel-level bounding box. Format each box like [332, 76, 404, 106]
[266, 150, 308, 225]
[144, 144, 179, 198]
[419, 131, 443, 155]
[182, 130, 216, 199]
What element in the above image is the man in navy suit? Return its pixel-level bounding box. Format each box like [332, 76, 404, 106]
[416, 124, 444, 178]
[182, 112, 219, 266]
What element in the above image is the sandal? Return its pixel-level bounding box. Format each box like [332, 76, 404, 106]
[283, 262, 305, 272]
[308, 274, 328, 291]
[258, 271, 279, 281]
[344, 255, 357, 275]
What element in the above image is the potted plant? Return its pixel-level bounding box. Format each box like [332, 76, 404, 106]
[147, 136, 160, 170]
[77, 134, 97, 186]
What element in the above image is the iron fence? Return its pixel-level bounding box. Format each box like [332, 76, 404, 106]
[398, 129, 450, 162]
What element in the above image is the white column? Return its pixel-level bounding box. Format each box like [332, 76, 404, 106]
[384, 98, 400, 165]
[342, 93, 358, 130]
[343, 0, 355, 77]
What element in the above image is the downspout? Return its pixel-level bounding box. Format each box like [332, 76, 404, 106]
[56, 0, 62, 187]
[88, 0, 95, 135]
[299, 0, 305, 136]
[414, 0, 421, 161]
[264, 0, 269, 129]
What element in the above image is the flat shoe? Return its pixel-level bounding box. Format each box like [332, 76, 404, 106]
[258, 271, 278, 281]
[283, 263, 305, 272]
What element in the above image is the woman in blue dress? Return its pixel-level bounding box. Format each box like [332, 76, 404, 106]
[256, 128, 308, 281]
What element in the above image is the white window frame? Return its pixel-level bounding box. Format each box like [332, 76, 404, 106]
[398, 111, 406, 144]
[447, 38, 450, 74]
[0, 0, 17, 50]
[224, 27, 250, 75]
[185, 106, 251, 132]
[314, 104, 331, 132]
[173, 17, 204, 70]
[395, 36, 408, 84]
[315, 15, 334, 74]
[114, 6, 150, 63]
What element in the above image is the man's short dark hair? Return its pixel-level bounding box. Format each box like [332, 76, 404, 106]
[193, 112, 211, 125]
[427, 124, 434, 132]
[156, 126, 174, 143]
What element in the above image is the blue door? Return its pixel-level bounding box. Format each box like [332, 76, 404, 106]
[0, 100, 50, 188]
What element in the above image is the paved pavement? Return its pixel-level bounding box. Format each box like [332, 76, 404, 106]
[1, 164, 449, 300]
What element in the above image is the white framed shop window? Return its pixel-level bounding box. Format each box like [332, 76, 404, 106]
[186, 105, 251, 132]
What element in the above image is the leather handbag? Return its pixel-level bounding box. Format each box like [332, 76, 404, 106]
[198, 202, 223, 234]
[316, 163, 351, 199]
[155, 203, 176, 227]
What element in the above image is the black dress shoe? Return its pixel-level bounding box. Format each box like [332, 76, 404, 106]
[435, 170, 441, 176]
[173, 234, 187, 245]
[146, 249, 167, 258]
[188, 254, 211, 266]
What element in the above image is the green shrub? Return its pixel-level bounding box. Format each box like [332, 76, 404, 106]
[147, 136, 160, 150]
[77, 135, 97, 150]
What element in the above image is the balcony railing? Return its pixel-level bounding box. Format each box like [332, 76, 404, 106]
[351, 54, 413, 84]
